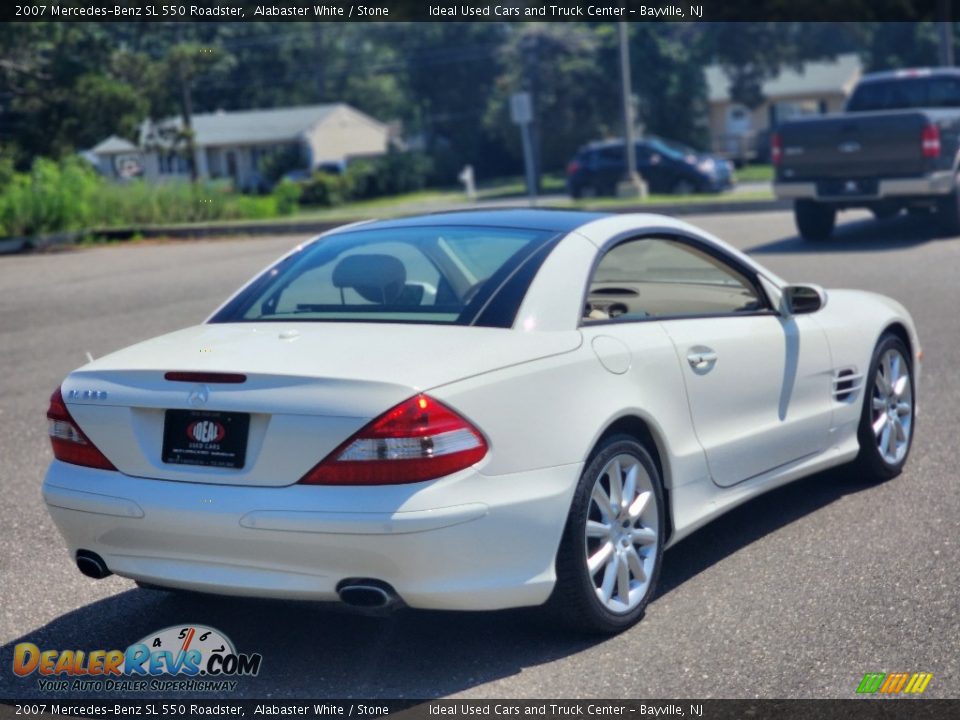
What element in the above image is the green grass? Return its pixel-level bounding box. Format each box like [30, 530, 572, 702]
[735, 164, 774, 183]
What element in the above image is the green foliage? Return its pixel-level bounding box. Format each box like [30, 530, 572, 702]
[296, 172, 352, 208]
[271, 179, 302, 215]
[0, 157, 296, 237]
[259, 145, 305, 186]
[345, 151, 435, 200]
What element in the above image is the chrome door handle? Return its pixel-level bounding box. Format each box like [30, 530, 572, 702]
[687, 348, 718, 370]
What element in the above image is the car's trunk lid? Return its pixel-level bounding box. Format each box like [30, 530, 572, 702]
[61, 323, 581, 486]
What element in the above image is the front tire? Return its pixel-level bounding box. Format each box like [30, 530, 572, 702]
[853, 334, 915, 481]
[549, 435, 664, 634]
[794, 200, 836, 241]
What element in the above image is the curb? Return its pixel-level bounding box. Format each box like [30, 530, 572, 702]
[0, 198, 788, 255]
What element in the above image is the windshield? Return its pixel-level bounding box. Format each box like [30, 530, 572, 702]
[209, 225, 556, 327]
[847, 75, 960, 111]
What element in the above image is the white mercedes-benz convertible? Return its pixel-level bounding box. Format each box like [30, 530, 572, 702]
[43, 210, 920, 633]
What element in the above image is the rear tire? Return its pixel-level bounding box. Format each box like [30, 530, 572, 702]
[852, 334, 915, 481]
[548, 435, 664, 634]
[794, 200, 836, 241]
[935, 174, 960, 235]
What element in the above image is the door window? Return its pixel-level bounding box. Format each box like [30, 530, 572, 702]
[583, 236, 766, 322]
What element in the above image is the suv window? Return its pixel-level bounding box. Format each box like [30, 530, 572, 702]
[583, 237, 766, 322]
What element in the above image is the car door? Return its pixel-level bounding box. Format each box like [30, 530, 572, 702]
[584, 234, 833, 487]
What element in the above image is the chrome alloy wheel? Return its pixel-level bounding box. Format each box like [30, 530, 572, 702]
[584, 454, 660, 613]
[871, 347, 913, 465]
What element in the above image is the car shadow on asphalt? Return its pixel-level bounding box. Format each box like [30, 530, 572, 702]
[656, 465, 878, 599]
[749, 212, 945, 254]
[0, 467, 881, 700]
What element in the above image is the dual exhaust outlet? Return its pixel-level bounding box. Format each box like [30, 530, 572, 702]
[75, 550, 400, 610]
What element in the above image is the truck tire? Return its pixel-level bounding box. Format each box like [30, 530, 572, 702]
[794, 200, 836, 241]
[935, 174, 960, 235]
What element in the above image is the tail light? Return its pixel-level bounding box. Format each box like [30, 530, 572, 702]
[566, 160, 581, 176]
[298, 394, 487, 485]
[922, 123, 941, 158]
[771, 132, 782, 166]
[47, 388, 116, 470]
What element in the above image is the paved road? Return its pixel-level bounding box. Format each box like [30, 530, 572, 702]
[1, 209, 957, 700]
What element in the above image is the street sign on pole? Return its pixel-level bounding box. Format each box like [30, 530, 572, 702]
[510, 92, 537, 204]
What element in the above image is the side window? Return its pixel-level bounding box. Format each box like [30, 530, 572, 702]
[583, 236, 766, 323]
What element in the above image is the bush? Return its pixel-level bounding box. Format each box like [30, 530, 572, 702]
[271, 179, 302, 215]
[297, 172, 351, 207]
[345, 150, 434, 200]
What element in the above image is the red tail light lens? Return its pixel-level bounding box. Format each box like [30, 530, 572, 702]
[922, 123, 941, 158]
[47, 388, 116, 470]
[299, 394, 488, 485]
[771, 132, 782, 166]
[566, 160, 581, 176]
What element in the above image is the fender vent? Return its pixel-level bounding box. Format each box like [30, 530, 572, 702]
[832, 367, 863, 402]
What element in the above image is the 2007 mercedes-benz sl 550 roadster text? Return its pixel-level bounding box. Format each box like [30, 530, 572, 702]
[43, 210, 920, 633]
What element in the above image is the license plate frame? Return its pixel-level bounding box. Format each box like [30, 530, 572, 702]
[162, 409, 250, 469]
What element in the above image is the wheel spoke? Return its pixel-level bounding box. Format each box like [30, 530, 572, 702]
[622, 463, 638, 511]
[872, 413, 888, 437]
[587, 541, 614, 574]
[896, 401, 911, 416]
[628, 490, 651, 520]
[894, 417, 907, 443]
[885, 422, 897, 458]
[599, 556, 617, 601]
[630, 526, 657, 546]
[626, 546, 646, 582]
[607, 459, 623, 510]
[872, 397, 887, 411]
[893, 375, 909, 398]
[586, 520, 610, 539]
[890, 354, 901, 386]
[617, 551, 631, 601]
[591, 485, 615, 521]
[879, 423, 891, 454]
[882, 352, 893, 387]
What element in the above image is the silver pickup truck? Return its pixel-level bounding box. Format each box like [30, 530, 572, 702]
[774, 68, 960, 240]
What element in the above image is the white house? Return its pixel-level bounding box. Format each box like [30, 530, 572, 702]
[91, 103, 390, 190]
[705, 53, 863, 162]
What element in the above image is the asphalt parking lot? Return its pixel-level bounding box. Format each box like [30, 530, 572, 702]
[1, 208, 957, 699]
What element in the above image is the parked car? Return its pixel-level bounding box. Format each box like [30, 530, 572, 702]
[774, 67, 960, 240]
[566, 137, 736, 198]
[44, 210, 918, 634]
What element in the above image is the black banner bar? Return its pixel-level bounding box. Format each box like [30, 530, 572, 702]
[2, 700, 960, 720]
[0, 0, 948, 23]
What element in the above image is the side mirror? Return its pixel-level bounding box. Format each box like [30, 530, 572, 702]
[781, 284, 827, 315]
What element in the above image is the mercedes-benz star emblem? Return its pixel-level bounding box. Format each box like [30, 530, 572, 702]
[187, 385, 210, 407]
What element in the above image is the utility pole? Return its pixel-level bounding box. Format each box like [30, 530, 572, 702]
[618, 22, 646, 198]
[174, 26, 198, 183]
[938, 0, 954, 67]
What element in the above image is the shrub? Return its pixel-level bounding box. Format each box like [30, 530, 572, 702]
[297, 172, 351, 207]
[271, 179, 302, 215]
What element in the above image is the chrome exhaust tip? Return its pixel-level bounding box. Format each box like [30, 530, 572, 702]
[336, 579, 400, 609]
[76, 550, 112, 579]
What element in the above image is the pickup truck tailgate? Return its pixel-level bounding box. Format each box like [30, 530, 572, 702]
[779, 111, 930, 181]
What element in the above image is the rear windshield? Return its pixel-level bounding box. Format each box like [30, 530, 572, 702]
[847, 75, 960, 112]
[209, 225, 556, 327]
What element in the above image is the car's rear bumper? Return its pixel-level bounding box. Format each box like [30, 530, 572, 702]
[775, 171, 955, 201]
[42, 459, 581, 610]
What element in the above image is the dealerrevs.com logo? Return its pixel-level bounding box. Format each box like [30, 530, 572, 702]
[13, 625, 262, 692]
